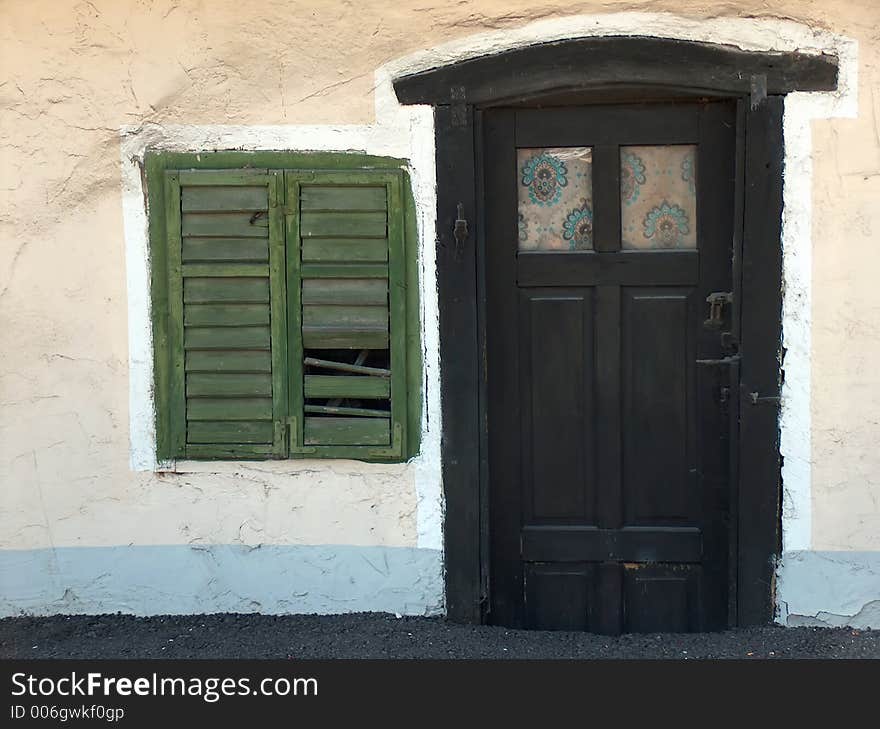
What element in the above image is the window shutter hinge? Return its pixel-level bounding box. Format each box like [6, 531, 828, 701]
[286, 416, 317, 455]
[369, 421, 403, 458]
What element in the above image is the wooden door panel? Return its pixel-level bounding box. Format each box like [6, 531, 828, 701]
[524, 563, 596, 631]
[622, 287, 695, 526]
[520, 290, 597, 522]
[622, 564, 701, 633]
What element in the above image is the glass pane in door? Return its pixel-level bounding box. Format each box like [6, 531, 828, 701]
[621, 145, 697, 250]
[517, 147, 593, 251]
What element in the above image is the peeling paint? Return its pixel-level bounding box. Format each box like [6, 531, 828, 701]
[786, 600, 880, 629]
[776, 550, 880, 628]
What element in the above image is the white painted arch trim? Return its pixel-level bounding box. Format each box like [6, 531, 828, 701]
[121, 13, 857, 560]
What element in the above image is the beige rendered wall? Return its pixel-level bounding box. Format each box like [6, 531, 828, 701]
[1, 0, 879, 621]
[812, 110, 880, 551]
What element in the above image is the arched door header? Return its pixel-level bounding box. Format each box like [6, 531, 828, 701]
[393, 36, 838, 106]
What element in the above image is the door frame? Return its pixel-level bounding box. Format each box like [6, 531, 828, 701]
[392, 36, 839, 627]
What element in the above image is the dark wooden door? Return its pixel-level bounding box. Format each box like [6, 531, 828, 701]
[485, 101, 737, 633]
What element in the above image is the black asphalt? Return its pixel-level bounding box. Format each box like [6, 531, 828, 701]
[1, 613, 878, 659]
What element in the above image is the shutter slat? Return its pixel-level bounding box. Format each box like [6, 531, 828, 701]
[302, 305, 388, 329]
[184, 304, 270, 327]
[301, 298, 389, 347]
[186, 350, 272, 372]
[302, 328, 389, 349]
[182, 186, 268, 212]
[187, 397, 273, 421]
[182, 263, 270, 278]
[301, 278, 387, 305]
[182, 213, 269, 238]
[300, 186, 387, 211]
[301, 264, 388, 278]
[184, 278, 270, 303]
[185, 350, 272, 373]
[182, 238, 269, 263]
[184, 326, 271, 350]
[188, 421, 274, 444]
[301, 239, 388, 263]
[304, 417, 390, 445]
[187, 373, 272, 397]
[300, 211, 387, 238]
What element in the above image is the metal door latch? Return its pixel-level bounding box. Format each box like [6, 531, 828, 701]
[453, 202, 469, 259]
[696, 354, 741, 366]
[748, 391, 781, 406]
[704, 291, 733, 329]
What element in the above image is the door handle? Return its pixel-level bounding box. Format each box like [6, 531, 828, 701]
[696, 354, 741, 366]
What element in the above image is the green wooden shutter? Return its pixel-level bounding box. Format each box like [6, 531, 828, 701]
[163, 169, 288, 459]
[285, 169, 408, 460]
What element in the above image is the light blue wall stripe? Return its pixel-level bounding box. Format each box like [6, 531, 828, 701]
[0, 544, 444, 617]
[777, 550, 880, 628]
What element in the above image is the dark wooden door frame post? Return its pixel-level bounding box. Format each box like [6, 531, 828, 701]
[393, 37, 839, 626]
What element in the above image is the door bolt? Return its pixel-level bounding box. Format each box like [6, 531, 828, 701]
[704, 291, 733, 329]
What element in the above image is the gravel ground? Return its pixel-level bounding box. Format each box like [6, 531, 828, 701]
[1, 613, 878, 659]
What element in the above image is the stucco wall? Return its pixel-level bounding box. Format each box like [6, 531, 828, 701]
[1, 0, 879, 624]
